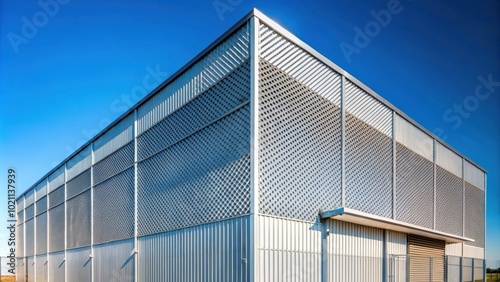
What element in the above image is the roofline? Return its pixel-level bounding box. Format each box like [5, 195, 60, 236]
[16, 8, 486, 200]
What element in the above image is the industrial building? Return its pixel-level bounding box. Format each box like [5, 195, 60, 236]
[15, 9, 486, 282]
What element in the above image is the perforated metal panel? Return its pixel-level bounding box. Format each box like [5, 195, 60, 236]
[395, 143, 434, 228]
[25, 204, 34, 220]
[93, 168, 134, 244]
[67, 190, 91, 249]
[66, 169, 91, 199]
[258, 59, 341, 221]
[138, 107, 250, 236]
[49, 204, 65, 253]
[93, 142, 134, 185]
[464, 182, 485, 248]
[36, 196, 47, 216]
[48, 185, 64, 209]
[345, 81, 393, 218]
[36, 212, 47, 254]
[435, 166, 463, 236]
[25, 219, 34, 257]
[138, 61, 251, 161]
[17, 223, 24, 257]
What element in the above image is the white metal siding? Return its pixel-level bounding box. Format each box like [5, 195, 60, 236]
[387, 231, 407, 282]
[48, 166, 65, 193]
[93, 114, 134, 163]
[94, 239, 135, 282]
[36, 254, 48, 282]
[138, 216, 249, 282]
[258, 215, 321, 282]
[445, 243, 462, 256]
[27, 256, 34, 282]
[395, 114, 433, 161]
[66, 145, 92, 181]
[66, 247, 92, 281]
[326, 219, 384, 282]
[17, 257, 25, 282]
[48, 251, 65, 282]
[25, 189, 35, 207]
[464, 160, 485, 190]
[35, 181, 47, 201]
[435, 142, 462, 177]
[463, 245, 484, 259]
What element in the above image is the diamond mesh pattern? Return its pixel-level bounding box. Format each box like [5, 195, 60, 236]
[17, 223, 23, 257]
[93, 168, 134, 244]
[345, 111, 393, 217]
[36, 212, 47, 254]
[49, 204, 65, 253]
[137, 61, 251, 161]
[66, 169, 91, 199]
[395, 143, 434, 228]
[93, 142, 134, 185]
[49, 185, 65, 209]
[26, 218, 34, 256]
[67, 190, 91, 249]
[435, 166, 463, 236]
[464, 182, 485, 247]
[258, 60, 342, 221]
[25, 204, 34, 220]
[36, 196, 47, 216]
[138, 106, 251, 236]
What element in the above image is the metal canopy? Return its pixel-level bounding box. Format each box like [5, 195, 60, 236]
[320, 207, 474, 243]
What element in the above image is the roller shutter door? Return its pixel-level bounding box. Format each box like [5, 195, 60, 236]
[408, 234, 445, 282]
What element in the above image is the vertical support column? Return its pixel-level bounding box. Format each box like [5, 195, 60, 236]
[249, 14, 260, 282]
[133, 109, 139, 282]
[392, 111, 396, 220]
[46, 178, 50, 282]
[340, 75, 346, 208]
[90, 142, 95, 282]
[321, 220, 328, 282]
[382, 229, 388, 282]
[459, 256, 463, 282]
[462, 158, 465, 237]
[33, 187, 37, 282]
[64, 163, 68, 282]
[433, 139, 437, 229]
[471, 258, 475, 281]
[484, 173, 487, 281]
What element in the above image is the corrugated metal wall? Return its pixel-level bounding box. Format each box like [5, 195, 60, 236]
[258, 215, 322, 282]
[66, 247, 92, 281]
[48, 251, 65, 282]
[138, 217, 250, 282]
[17, 257, 25, 282]
[94, 239, 134, 282]
[35, 254, 48, 282]
[387, 231, 407, 282]
[27, 256, 35, 282]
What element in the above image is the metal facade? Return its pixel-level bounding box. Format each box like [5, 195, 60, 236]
[15, 9, 486, 282]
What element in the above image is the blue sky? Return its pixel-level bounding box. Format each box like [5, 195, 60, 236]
[1, 0, 499, 266]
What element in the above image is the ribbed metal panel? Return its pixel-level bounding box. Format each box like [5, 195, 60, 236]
[36, 196, 47, 216]
[93, 142, 134, 185]
[17, 197, 24, 212]
[396, 143, 434, 228]
[445, 243, 462, 256]
[66, 169, 91, 200]
[93, 168, 134, 244]
[258, 215, 321, 282]
[25, 219, 34, 257]
[93, 113, 134, 163]
[387, 231, 407, 282]
[48, 166, 65, 193]
[48, 185, 64, 209]
[67, 247, 92, 281]
[66, 145, 92, 181]
[137, 22, 250, 135]
[48, 251, 65, 282]
[435, 142, 462, 178]
[464, 160, 485, 190]
[94, 239, 134, 282]
[345, 80, 393, 218]
[25, 204, 34, 220]
[259, 24, 342, 107]
[327, 219, 384, 282]
[474, 259, 484, 282]
[17, 258, 25, 282]
[36, 254, 48, 282]
[463, 245, 484, 259]
[67, 190, 91, 249]
[395, 114, 433, 161]
[464, 182, 485, 248]
[36, 212, 47, 255]
[436, 166, 463, 236]
[17, 223, 24, 257]
[462, 257, 473, 282]
[387, 231, 407, 255]
[138, 216, 249, 282]
[35, 181, 47, 201]
[25, 189, 35, 207]
[408, 235, 445, 282]
[27, 256, 34, 282]
[48, 204, 65, 253]
[447, 256, 461, 282]
[258, 59, 341, 221]
[137, 101, 251, 236]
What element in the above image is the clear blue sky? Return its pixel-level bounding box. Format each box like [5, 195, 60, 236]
[1, 0, 499, 266]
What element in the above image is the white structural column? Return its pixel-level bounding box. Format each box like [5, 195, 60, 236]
[433, 139, 437, 229]
[90, 142, 95, 281]
[340, 75, 346, 208]
[249, 14, 260, 282]
[392, 111, 396, 220]
[133, 109, 139, 282]
[64, 162, 68, 282]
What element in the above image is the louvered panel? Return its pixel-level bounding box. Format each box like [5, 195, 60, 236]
[259, 24, 342, 106]
[408, 235, 445, 282]
[258, 59, 341, 221]
[464, 183, 485, 248]
[66, 145, 92, 181]
[137, 22, 250, 135]
[48, 166, 65, 193]
[94, 113, 134, 163]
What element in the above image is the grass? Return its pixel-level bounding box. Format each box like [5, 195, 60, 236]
[487, 273, 500, 282]
[0, 276, 15, 282]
